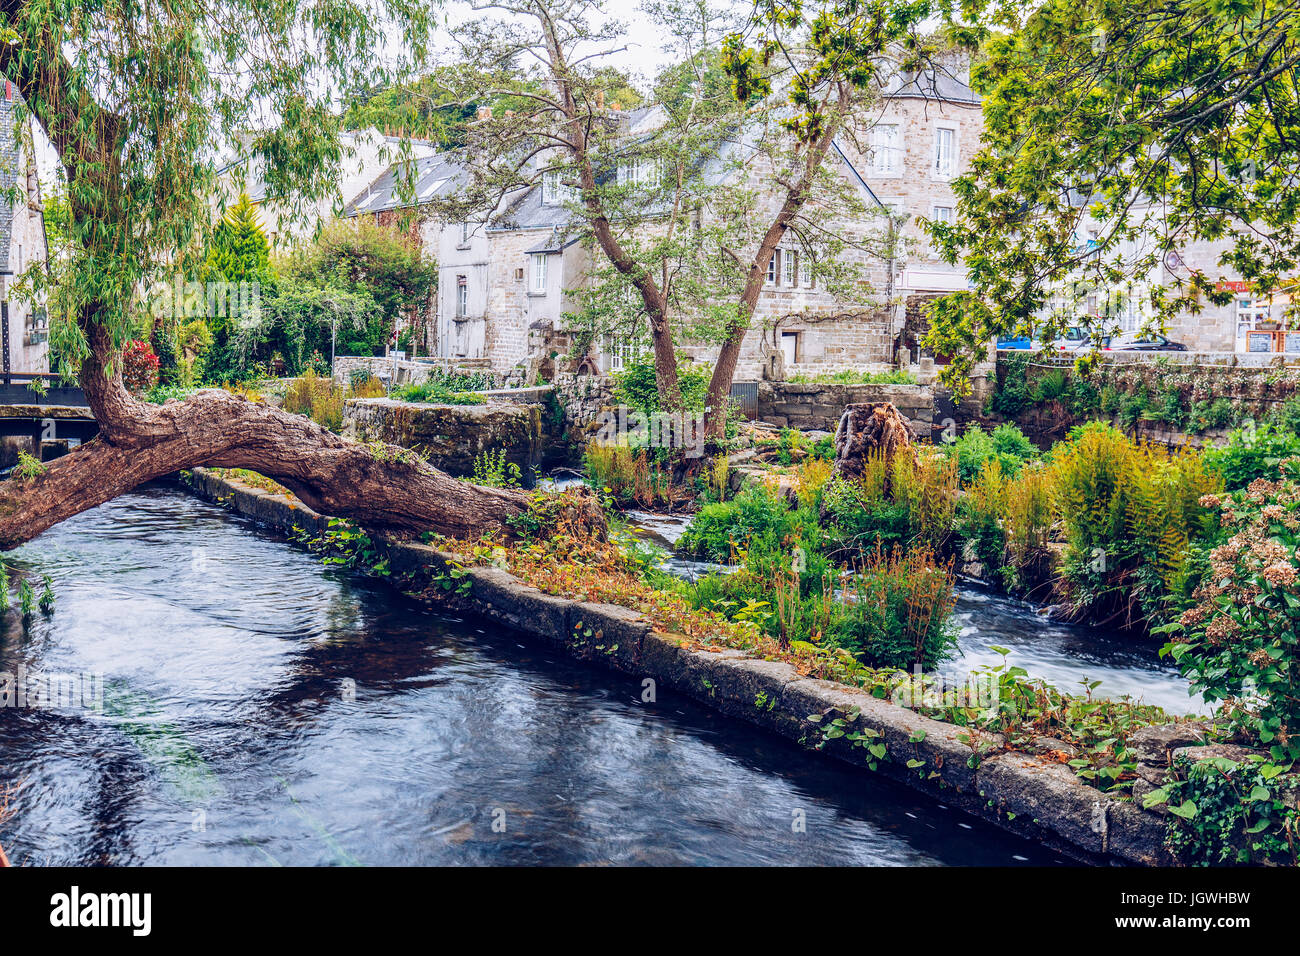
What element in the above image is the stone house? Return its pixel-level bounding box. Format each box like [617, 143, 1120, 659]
[1049, 202, 1299, 354]
[0, 80, 50, 374]
[420, 69, 986, 383]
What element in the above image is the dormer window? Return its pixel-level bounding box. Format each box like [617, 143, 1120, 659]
[542, 170, 574, 205]
[617, 157, 660, 188]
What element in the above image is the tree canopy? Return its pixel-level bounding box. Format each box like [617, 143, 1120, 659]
[924, 0, 1300, 392]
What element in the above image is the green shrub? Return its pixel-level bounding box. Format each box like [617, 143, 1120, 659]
[391, 380, 485, 405]
[612, 359, 710, 413]
[788, 368, 916, 385]
[678, 484, 802, 561]
[946, 423, 1036, 484]
[1160, 478, 1300, 761]
[1202, 423, 1300, 490]
[819, 475, 912, 553]
[826, 548, 959, 670]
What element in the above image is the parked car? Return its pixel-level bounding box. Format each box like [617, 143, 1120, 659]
[1103, 331, 1188, 351]
[996, 334, 1034, 349]
[1047, 326, 1096, 350]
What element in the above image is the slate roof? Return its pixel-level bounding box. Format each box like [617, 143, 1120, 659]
[884, 67, 981, 105]
[342, 152, 466, 216]
[489, 122, 886, 245]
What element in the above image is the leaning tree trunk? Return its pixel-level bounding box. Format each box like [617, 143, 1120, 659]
[0, 328, 598, 550]
[831, 402, 918, 489]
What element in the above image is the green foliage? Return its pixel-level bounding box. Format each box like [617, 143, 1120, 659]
[471, 449, 522, 489]
[923, 0, 1300, 395]
[390, 380, 485, 405]
[828, 548, 959, 670]
[200, 193, 275, 381]
[819, 475, 912, 553]
[945, 422, 1037, 484]
[1202, 424, 1300, 491]
[678, 484, 802, 561]
[612, 360, 710, 414]
[278, 219, 436, 359]
[1052, 423, 1221, 624]
[11, 451, 46, 482]
[1148, 756, 1300, 866]
[1159, 478, 1300, 760]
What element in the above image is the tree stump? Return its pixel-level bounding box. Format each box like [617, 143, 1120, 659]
[831, 402, 918, 483]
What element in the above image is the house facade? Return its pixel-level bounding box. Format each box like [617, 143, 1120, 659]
[1048, 205, 1298, 354]
[428, 79, 985, 383]
[1, 80, 49, 374]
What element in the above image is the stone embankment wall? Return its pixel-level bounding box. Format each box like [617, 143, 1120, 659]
[342, 397, 548, 479]
[757, 382, 935, 440]
[182, 466, 1181, 866]
[994, 351, 1300, 448]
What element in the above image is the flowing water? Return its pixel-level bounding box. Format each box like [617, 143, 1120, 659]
[0, 487, 1062, 866]
[617, 509, 1199, 714]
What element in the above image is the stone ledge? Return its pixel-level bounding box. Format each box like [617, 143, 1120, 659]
[181, 466, 1178, 866]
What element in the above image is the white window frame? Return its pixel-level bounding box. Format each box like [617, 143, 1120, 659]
[870, 123, 901, 176]
[456, 276, 468, 318]
[542, 170, 562, 205]
[603, 333, 638, 371]
[783, 248, 797, 288]
[933, 126, 956, 181]
[765, 251, 780, 286]
[931, 205, 954, 224]
[530, 253, 548, 295]
[618, 157, 660, 188]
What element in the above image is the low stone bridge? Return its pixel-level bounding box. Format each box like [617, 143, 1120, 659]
[0, 375, 97, 466]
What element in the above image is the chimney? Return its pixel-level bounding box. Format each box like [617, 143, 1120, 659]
[596, 90, 605, 109]
[5, 81, 11, 101]
[476, 106, 492, 121]
[610, 102, 621, 111]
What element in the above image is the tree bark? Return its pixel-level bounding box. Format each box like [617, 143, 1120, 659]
[703, 86, 855, 440]
[0, 385, 554, 550]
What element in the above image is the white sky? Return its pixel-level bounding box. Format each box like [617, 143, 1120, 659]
[35, 0, 745, 189]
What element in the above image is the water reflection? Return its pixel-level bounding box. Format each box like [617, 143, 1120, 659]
[0, 487, 1059, 866]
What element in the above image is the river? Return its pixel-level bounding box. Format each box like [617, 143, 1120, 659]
[0, 487, 1062, 866]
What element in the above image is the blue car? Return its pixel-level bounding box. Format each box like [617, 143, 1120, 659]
[996, 335, 1034, 349]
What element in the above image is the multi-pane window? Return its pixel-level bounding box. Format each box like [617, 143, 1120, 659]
[765, 251, 780, 286]
[531, 253, 548, 294]
[931, 205, 954, 224]
[603, 333, 638, 371]
[617, 157, 661, 188]
[870, 124, 901, 175]
[456, 276, 468, 317]
[542, 170, 573, 205]
[459, 222, 472, 245]
[933, 127, 956, 179]
[783, 249, 798, 288]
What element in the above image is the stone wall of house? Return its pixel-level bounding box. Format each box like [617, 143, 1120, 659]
[757, 381, 935, 439]
[332, 355, 498, 387]
[552, 371, 616, 434]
